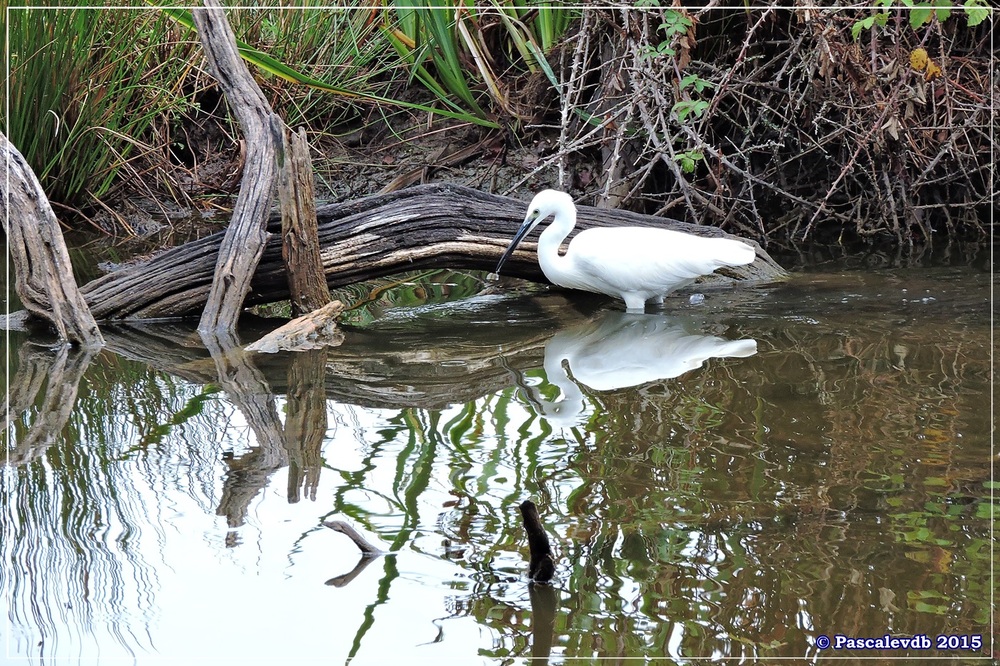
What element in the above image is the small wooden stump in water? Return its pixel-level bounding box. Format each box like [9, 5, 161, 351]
[245, 300, 345, 353]
[519, 500, 556, 583]
[278, 126, 331, 315]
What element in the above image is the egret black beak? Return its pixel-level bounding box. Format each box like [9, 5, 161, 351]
[495, 213, 539, 275]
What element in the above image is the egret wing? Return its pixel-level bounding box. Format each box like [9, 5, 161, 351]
[566, 227, 754, 294]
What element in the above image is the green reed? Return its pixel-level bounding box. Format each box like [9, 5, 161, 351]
[4, 3, 574, 216]
[5, 8, 194, 208]
[384, 1, 576, 124]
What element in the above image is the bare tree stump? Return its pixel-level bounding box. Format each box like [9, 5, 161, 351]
[192, 1, 280, 335]
[0, 133, 104, 348]
[279, 126, 331, 315]
[520, 500, 556, 583]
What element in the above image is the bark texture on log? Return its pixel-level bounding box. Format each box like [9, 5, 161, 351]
[0, 132, 104, 347]
[193, 1, 279, 334]
[73, 183, 787, 321]
[279, 126, 330, 315]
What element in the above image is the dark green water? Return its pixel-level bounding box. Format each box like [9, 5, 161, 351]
[2, 254, 994, 664]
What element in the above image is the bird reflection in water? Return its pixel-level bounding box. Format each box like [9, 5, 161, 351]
[519, 311, 757, 427]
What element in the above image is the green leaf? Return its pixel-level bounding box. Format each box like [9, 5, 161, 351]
[909, 589, 948, 600]
[909, 7, 933, 28]
[974, 503, 994, 520]
[923, 501, 945, 514]
[851, 16, 876, 40]
[673, 100, 699, 122]
[913, 601, 949, 614]
[674, 150, 704, 174]
[964, 0, 990, 26]
[657, 42, 675, 56]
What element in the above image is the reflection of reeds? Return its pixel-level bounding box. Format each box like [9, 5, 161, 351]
[3, 347, 197, 659]
[4, 274, 992, 659]
[425, 310, 992, 657]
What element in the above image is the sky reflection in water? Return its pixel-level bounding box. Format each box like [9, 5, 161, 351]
[2, 261, 993, 664]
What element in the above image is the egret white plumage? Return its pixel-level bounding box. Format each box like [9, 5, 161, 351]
[495, 190, 757, 311]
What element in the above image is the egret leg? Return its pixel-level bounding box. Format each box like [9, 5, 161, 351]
[622, 294, 648, 311]
[650, 295, 664, 306]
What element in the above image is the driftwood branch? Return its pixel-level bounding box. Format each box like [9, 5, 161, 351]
[192, 1, 280, 334]
[323, 520, 384, 557]
[67, 184, 787, 322]
[0, 132, 104, 347]
[245, 300, 345, 353]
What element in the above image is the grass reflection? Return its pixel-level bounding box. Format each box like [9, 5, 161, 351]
[3, 266, 994, 663]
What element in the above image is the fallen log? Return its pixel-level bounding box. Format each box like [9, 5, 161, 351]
[64, 183, 786, 321]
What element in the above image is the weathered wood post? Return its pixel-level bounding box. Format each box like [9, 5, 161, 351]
[0, 132, 104, 348]
[192, 0, 280, 335]
[278, 127, 331, 315]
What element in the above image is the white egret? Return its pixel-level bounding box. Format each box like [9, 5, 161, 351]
[524, 312, 757, 427]
[495, 190, 757, 311]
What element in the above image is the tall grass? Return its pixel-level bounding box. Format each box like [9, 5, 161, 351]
[5, 8, 194, 209]
[384, 1, 577, 124]
[4, 2, 575, 219]
[224, 4, 394, 127]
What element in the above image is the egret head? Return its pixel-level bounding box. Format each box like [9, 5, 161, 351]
[495, 190, 575, 275]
